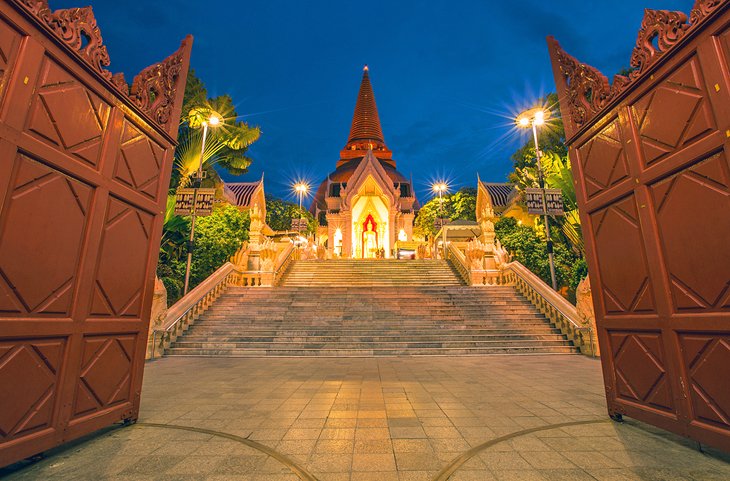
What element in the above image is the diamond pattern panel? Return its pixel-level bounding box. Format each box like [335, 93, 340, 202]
[0, 17, 22, 101]
[26, 57, 111, 168]
[0, 339, 65, 440]
[680, 334, 730, 429]
[631, 56, 716, 167]
[0, 154, 93, 316]
[113, 120, 164, 200]
[90, 197, 153, 318]
[590, 195, 655, 314]
[577, 120, 630, 199]
[73, 335, 135, 418]
[651, 153, 730, 312]
[610, 331, 674, 412]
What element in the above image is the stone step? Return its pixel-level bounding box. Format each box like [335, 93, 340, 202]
[166, 346, 580, 356]
[178, 333, 567, 343]
[171, 340, 573, 350]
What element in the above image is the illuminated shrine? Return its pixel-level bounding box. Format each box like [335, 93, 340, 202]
[311, 66, 417, 258]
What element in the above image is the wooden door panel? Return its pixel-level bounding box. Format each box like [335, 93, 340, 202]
[549, 1, 730, 451]
[0, 0, 190, 467]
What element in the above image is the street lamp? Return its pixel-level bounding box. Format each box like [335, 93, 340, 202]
[432, 182, 448, 223]
[516, 107, 558, 291]
[183, 111, 223, 295]
[432, 182, 449, 259]
[293, 182, 309, 236]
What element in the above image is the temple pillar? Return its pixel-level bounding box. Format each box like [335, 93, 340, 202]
[342, 212, 353, 258]
[402, 212, 414, 241]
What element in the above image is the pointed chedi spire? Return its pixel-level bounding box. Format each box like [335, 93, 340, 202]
[339, 65, 393, 166]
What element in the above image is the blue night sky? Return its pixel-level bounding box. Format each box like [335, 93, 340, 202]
[56, 0, 694, 203]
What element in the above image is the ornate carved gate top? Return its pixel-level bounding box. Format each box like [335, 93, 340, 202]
[13, 0, 190, 139]
[548, 0, 725, 140]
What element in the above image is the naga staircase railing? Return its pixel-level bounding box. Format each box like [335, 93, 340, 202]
[444, 242, 596, 356]
[503, 262, 596, 357]
[147, 241, 299, 359]
[148, 262, 241, 359]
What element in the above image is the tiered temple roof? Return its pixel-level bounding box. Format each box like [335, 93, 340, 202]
[312, 67, 414, 215]
[338, 66, 393, 165]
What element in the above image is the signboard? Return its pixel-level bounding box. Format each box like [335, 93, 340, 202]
[174, 188, 215, 216]
[434, 218, 450, 230]
[291, 218, 308, 231]
[526, 188, 564, 216]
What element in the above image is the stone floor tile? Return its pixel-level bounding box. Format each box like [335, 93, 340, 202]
[316, 439, 355, 454]
[352, 453, 396, 471]
[491, 468, 547, 480]
[519, 451, 578, 470]
[394, 452, 443, 471]
[306, 453, 352, 473]
[355, 428, 391, 441]
[353, 439, 393, 453]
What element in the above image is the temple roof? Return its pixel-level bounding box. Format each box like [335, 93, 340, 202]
[224, 180, 263, 208]
[479, 181, 517, 208]
[339, 66, 393, 165]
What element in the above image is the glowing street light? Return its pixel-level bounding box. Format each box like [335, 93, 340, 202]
[293, 182, 309, 235]
[432, 182, 448, 215]
[183, 111, 224, 295]
[516, 107, 558, 291]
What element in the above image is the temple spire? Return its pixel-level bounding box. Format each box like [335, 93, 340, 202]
[340, 66, 393, 165]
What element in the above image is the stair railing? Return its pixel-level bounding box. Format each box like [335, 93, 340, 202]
[444, 242, 471, 285]
[503, 261, 596, 357]
[273, 242, 295, 286]
[444, 242, 508, 286]
[148, 262, 241, 359]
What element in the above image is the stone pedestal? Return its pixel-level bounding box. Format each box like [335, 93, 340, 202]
[146, 276, 167, 359]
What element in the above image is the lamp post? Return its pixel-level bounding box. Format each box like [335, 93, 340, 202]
[432, 182, 448, 258]
[183, 112, 222, 295]
[432, 182, 448, 224]
[294, 182, 309, 236]
[516, 107, 558, 291]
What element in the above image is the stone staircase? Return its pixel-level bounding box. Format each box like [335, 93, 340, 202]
[280, 259, 463, 286]
[167, 260, 578, 357]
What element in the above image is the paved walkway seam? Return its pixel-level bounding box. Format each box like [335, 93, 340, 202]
[432, 418, 609, 481]
[135, 422, 319, 481]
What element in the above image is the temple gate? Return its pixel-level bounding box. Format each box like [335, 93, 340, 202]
[549, 0, 730, 451]
[0, 0, 190, 466]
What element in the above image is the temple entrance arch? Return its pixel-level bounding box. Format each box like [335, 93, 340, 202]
[351, 188, 390, 258]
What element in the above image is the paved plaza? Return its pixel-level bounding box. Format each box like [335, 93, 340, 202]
[3, 355, 729, 480]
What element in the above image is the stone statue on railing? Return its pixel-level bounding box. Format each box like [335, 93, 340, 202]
[465, 238, 488, 270]
[146, 276, 168, 359]
[317, 243, 326, 260]
[576, 274, 600, 356]
[259, 238, 277, 271]
[479, 204, 496, 250]
[230, 241, 249, 269]
[494, 240, 511, 270]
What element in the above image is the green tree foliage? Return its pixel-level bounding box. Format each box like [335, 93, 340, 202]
[494, 217, 588, 302]
[494, 217, 579, 299]
[170, 70, 261, 192]
[190, 204, 250, 285]
[265, 195, 316, 235]
[157, 70, 260, 304]
[414, 187, 477, 237]
[509, 94, 583, 256]
[157, 205, 250, 305]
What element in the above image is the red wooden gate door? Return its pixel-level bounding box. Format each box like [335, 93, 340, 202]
[549, 0, 730, 451]
[0, 0, 190, 466]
